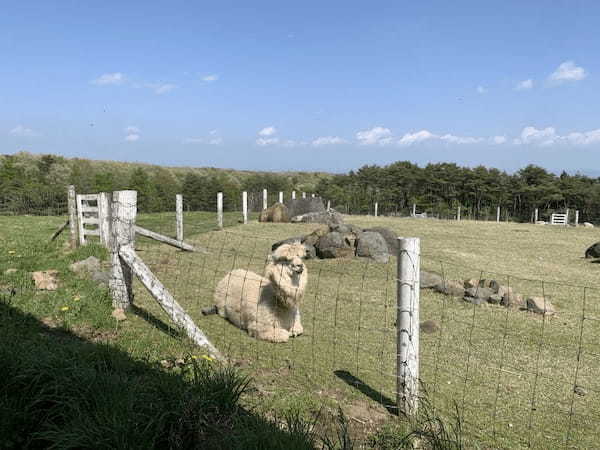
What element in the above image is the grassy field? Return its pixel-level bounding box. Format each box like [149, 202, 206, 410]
[2, 212, 600, 448]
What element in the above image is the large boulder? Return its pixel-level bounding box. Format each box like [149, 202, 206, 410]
[291, 210, 344, 225]
[286, 198, 325, 218]
[316, 231, 354, 259]
[302, 225, 330, 247]
[584, 222, 594, 228]
[585, 242, 600, 259]
[70, 256, 101, 274]
[259, 203, 290, 223]
[421, 271, 443, 289]
[356, 232, 390, 263]
[526, 296, 556, 315]
[363, 227, 398, 254]
[434, 280, 465, 297]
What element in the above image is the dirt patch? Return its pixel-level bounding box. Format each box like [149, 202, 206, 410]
[71, 325, 117, 343]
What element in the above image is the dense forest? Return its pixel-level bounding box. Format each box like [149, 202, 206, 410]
[2, 152, 600, 223]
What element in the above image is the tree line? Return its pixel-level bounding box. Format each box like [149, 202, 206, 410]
[316, 162, 600, 223]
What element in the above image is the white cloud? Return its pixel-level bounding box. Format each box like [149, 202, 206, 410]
[258, 126, 277, 137]
[209, 137, 223, 145]
[398, 130, 436, 145]
[209, 129, 218, 135]
[256, 137, 279, 146]
[518, 126, 558, 146]
[397, 129, 482, 146]
[440, 134, 482, 144]
[549, 61, 587, 83]
[565, 129, 600, 145]
[9, 125, 38, 137]
[91, 72, 125, 85]
[125, 126, 140, 134]
[515, 79, 534, 90]
[201, 74, 219, 82]
[125, 134, 140, 142]
[182, 137, 204, 144]
[356, 126, 392, 145]
[144, 83, 177, 94]
[476, 85, 487, 94]
[311, 136, 346, 146]
[491, 135, 507, 144]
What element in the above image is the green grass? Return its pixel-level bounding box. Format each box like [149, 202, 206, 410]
[3, 213, 600, 448]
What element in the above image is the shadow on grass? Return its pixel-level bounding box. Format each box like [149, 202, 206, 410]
[0, 298, 316, 449]
[334, 370, 398, 415]
[131, 304, 183, 339]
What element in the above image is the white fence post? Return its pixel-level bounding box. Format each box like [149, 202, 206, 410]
[575, 210, 579, 227]
[242, 191, 248, 224]
[110, 190, 137, 310]
[534, 208, 539, 223]
[302, 192, 306, 199]
[457, 206, 461, 221]
[566, 209, 570, 224]
[311, 193, 315, 198]
[375, 202, 378, 217]
[292, 190, 296, 200]
[327, 200, 331, 211]
[176, 194, 183, 241]
[217, 192, 223, 229]
[496, 206, 500, 223]
[397, 237, 420, 416]
[412, 204, 416, 217]
[279, 191, 283, 203]
[98, 192, 112, 247]
[67, 185, 78, 249]
[262, 189, 268, 210]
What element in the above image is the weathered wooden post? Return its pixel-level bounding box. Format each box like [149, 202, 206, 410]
[67, 185, 78, 249]
[98, 192, 112, 247]
[110, 190, 137, 310]
[412, 203, 416, 217]
[327, 200, 331, 211]
[575, 210, 579, 227]
[292, 190, 296, 200]
[534, 208, 539, 223]
[176, 194, 183, 241]
[457, 206, 461, 221]
[496, 206, 500, 223]
[262, 189, 268, 210]
[566, 208, 570, 225]
[375, 202, 378, 217]
[217, 192, 223, 229]
[397, 237, 420, 416]
[242, 191, 248, 224]
[278, 191, 283, 203]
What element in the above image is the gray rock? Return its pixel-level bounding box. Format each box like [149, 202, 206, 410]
[420, 271, 443, 289]
[285, 198, 326, 218]
[465, 286, 495, 301]
[501, 292, 524, 308]
[356, 231, 390, 263]
[526, 296, 556, 315]
[90, 270, 111, 286]
[303, 243, 317, 259]
[464, 296, 486, 305]
[488, 294, 503, 304]
[434, 280, 465, 297]
[363, 227, 398, 254]
[70, 256, 101, 274]
[291, 210, 344, 225]
[585, 242, 600, 259]
[583, 222, 594, 228]
[316, 232, 354, 259]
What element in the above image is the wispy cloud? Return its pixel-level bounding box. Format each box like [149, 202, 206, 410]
[476, 85, 487, 94]
[91, 72, 125, 86]
[356, 126, 393, 145]
[398, 130, 482, 146]
[311, 136, 346, 146]
[183, 129, 223, 145]
[515, 79, 534, 90]
[490, 135, 507, 144]
[258, 126, 277, 137]
[9, 125, 38, 137]
[512, 125, 600, 146]
[124, 126, 140, 142]
[256, 137, 280, 146]
[201, 74, 219, 82]
[398, 130, 436, 145]
[548, 61, 587, 83]
[142, 83, 177, 94]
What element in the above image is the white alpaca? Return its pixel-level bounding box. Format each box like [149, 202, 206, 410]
[203, 243, 307, 343]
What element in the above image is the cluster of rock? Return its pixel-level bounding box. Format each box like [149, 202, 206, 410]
[259, 198, 344, 225]
[272, 224, 398, 263]
[420, 271, 556, 315]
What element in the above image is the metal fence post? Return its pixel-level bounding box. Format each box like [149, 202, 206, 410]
[397, 237, 420, 416]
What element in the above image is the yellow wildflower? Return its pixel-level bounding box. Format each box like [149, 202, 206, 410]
[73, 295, 81, 301]
[201, 355, 214, 362]
[60, 306, 69, 312]
[8, 250, 15, 254]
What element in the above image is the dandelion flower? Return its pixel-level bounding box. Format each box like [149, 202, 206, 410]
[201, 355, 214, 362]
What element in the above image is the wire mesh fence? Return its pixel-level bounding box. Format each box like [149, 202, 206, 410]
[2, 188, 600, 448]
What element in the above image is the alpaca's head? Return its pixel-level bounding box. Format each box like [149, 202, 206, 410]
[265, 243, 308, 307]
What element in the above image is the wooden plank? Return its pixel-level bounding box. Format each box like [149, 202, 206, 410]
[176, 194, 183, 241]
[84, 229, 100, 236]
[76, 195, 86, 246]
[80, 205, 99, 213]
[82, 217, 100, 225]
[98, 192, 112, 247]
[118, 245, 222, 360]
[78, 194, 99, 201]
[135, 225, 206, 253]
[68, 185, 78, 248]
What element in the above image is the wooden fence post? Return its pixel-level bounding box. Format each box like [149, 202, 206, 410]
[279, 191, 283, 203]
[311, 193, 315, 198]
[397, 237, 420, 416]
[262, 189, 268, 210]
[375, 202, 378, 217]
[327, 200, 331, 211]
[292, 190, 296, 200]
[575, 210, 579, 227]
[457, 206, 461, 221]
[98, 192, 112, 247]
[566, 209, 570, 225]
[242, 191, 248, 224]
[217, 192, 223, 229]
[110, 190, 137, 310]
[496, 206, 500, 223]
[412, 204, 416, 217]
[176, 194, 183, 241]
[67, 185, 78, 249]
[534, 208, 539, 223]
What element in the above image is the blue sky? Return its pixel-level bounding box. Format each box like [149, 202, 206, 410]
[3, 1, 600, 173]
